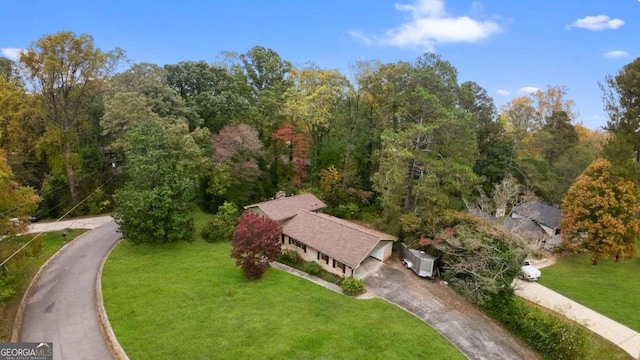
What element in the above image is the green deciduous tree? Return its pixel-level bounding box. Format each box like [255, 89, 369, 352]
[560, 158, 640, 264]
[228, 46, 293, 140]
[201, 201, 239, 242]
[231, 212, 282, 279]
[165, 61, 247, 133]
[113, 121, 195, 244]
[19, 31, 123, 202]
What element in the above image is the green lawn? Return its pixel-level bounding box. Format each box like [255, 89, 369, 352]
[102, 213, 465, 360]
[0, 229, 86, 341]
[538, 253, 640, 332]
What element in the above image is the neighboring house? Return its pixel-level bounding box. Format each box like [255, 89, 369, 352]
[245, 193, 397, 277]
[510, 201, 562, 250]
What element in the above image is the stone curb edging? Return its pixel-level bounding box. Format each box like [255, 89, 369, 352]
[11, 231, 89, 342]
[269, 262, 375, 299]
[96, 238, 129, 360]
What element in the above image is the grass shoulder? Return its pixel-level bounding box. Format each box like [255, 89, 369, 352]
[0, 229, 86, 341]
[538, 253, 640, 332]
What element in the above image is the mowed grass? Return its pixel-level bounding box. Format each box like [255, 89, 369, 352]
[0, 229, 86, 341]
[102, 213, 465, 360]
[538, 253, 640, 332]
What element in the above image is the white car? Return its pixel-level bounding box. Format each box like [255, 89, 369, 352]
[520, 260, 541, 281]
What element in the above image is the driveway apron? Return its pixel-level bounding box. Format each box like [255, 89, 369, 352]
[20, 220, 121, 360]
[365, 263, 539, 360]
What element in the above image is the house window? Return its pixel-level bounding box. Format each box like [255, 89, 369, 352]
[292, 239, 307, 253]
[317, 252, 329, 264]
[333, 259, 346, 273]
[281, 234, 285, 244]
[555, 228, 561, 235]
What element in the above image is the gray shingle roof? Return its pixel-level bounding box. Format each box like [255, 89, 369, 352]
[283, 210, 397, 269]
[502, 217, 546, 240]
[512, 201, 561, 228]
[245, 193, 326, 222]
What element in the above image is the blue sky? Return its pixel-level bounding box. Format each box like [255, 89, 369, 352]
[1, 0, 639, 129]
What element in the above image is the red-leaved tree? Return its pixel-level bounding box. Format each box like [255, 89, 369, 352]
[231, 212, 283, 279]
[271, 123, 311, 187]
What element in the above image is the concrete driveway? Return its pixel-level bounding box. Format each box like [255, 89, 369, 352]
[515, 280, 640, 358]
[27, 216, 114, 233]
[19, 220, 121, 360]
[364, 263, 539, 360]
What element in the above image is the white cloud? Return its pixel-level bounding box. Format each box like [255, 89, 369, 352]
[519, 86, 541, 94]
[346, 30, 373, 45]
[603, 50, 629, 58]
[1, 48, 25, 61]
[496, 89, 510, 97]
[348, 0, 501, 50]
[566, 15, 624, 31]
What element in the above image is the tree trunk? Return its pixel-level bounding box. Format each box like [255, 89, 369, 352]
[591, 253, 598, 265]
[615, 254, 620, 262]
[64, 140, 77, 202]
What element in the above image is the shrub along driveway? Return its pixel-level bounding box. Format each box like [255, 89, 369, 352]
[364, 262, 539, 360]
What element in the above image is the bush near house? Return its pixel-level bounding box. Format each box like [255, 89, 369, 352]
[341, 277, 365, 296]
[277, 249, 302, 266]
[301, 261, 321, 276]
[276, 251, 341, 283]
[200, 202, 239, 242]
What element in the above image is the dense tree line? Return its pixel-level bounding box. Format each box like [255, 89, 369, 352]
[0, 31, 629, 245]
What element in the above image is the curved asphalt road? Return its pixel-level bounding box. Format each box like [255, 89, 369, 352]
[20, 220, 121, 360]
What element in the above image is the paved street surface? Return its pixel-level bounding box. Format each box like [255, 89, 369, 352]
[515, 280, 640, 358]
[20, 220, 121, 360]
[28, 216, 114, 234]
[365, 263, 539, 360]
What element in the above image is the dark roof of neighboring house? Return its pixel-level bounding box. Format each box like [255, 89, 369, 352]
[283, 210, 397, 269]
[502, 217, 546, 240]
[512, 201, 561, 228]
[245, 193, 326, 222]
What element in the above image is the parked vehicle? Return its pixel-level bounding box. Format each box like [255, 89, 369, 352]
[399, 243, 439, 278]
[519, 259, 541, 281]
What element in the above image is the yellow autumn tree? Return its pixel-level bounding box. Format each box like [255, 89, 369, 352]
[560, 158, 640, 264]
[0, 151, 41, 236]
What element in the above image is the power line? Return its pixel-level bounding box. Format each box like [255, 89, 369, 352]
[0, 181, 70, 218]
[0, 174, 116, 268]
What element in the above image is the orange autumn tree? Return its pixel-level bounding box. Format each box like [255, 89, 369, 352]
[560, 158, 640, 265]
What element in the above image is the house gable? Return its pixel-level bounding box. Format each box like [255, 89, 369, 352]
[245, 193, 326, 222]
[512, 201, 561, 229]
[282, 210, 397, 269]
